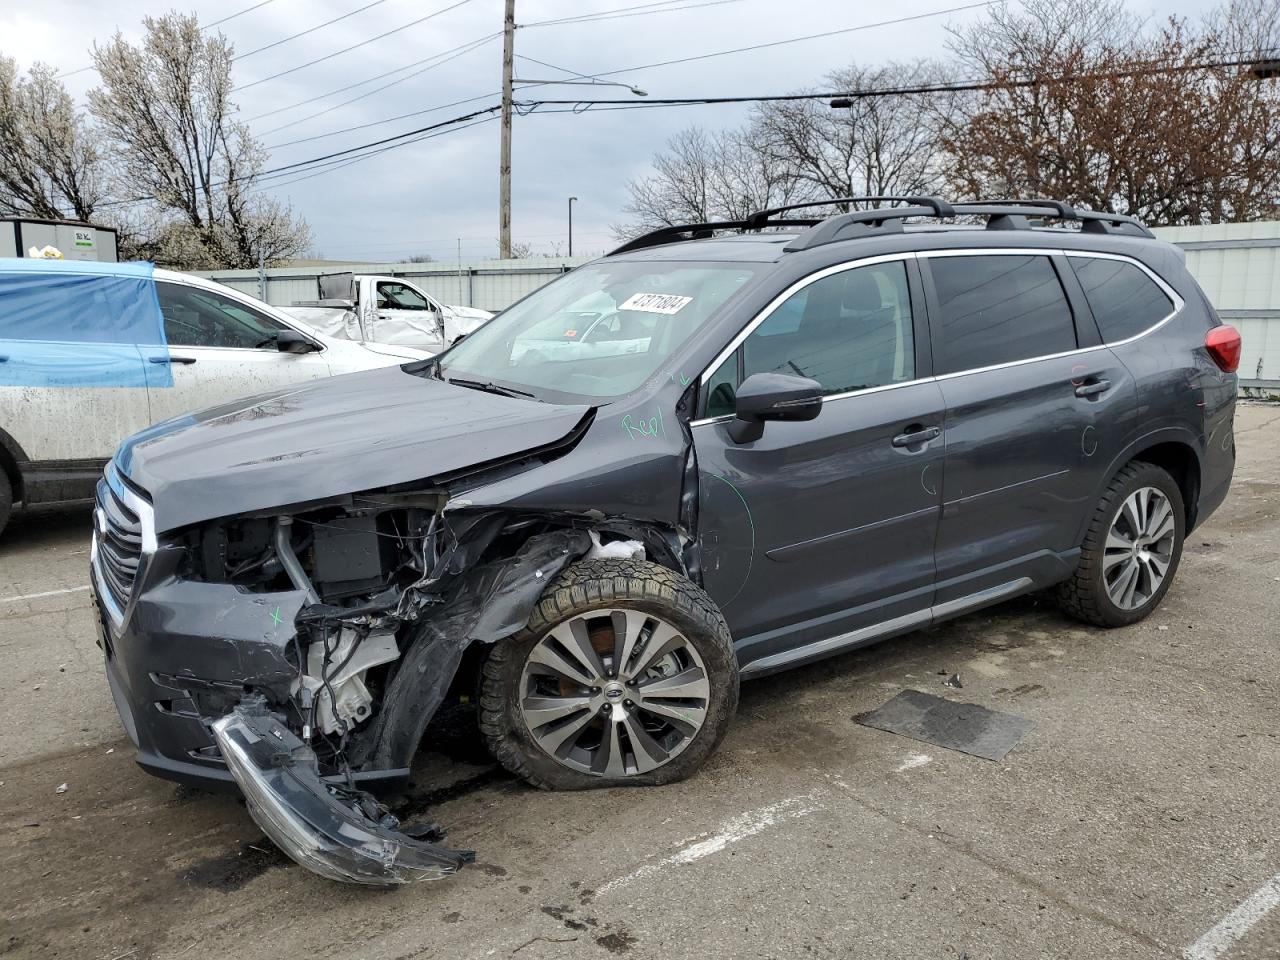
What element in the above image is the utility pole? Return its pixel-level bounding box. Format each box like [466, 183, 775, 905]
[499, 0, 515, 260]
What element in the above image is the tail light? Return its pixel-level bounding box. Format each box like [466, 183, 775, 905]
[1205, 325, 1242, 373]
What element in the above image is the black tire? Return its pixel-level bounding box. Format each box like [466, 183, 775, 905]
[0, 470, 12, 541]
[1056, 461, 1185, 627]
[480, 558, 739, 790]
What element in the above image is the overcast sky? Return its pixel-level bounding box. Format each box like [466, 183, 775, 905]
[1, 0, 1221, 262]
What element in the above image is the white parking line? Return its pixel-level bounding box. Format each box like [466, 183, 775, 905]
[1184, 872, 1280, 960]
[596, 793, 822, 896]
[0, 585, 91, 604]
[896, 753, 933, 772]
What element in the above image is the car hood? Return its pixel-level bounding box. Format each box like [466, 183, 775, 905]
[116, 365, 592, 533]
[445, 304, 493, 321]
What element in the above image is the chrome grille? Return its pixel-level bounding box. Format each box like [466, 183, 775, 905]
[92, 465, 150, 616]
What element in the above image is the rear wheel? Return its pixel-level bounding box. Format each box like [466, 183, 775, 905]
[480, 558, 738, 790]
[1057, 461, 1185, 627]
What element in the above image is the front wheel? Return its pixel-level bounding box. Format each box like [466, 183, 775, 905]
[480, 558, 739, 790]
[1057, 461, 1185, 627]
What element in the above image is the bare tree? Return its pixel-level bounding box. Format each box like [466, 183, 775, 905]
[941, 0, 1280, 223]
[752, 61, 953, 203]
[0, 57, 104, 220]
[616, 126, 815, 239]
[88, 13, 309, 268]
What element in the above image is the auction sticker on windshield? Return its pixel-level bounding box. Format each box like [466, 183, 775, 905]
[619, 293, 693, 315]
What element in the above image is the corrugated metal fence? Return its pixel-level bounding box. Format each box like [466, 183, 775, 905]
[188, 257, 595, 314]
[1153, 223, 1280, 390]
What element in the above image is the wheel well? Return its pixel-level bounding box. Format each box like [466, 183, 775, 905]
[0, 444, 21, 504]
[1132, 442, 1200, 529]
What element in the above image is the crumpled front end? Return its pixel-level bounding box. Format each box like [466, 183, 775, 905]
[93, 449, 671, 885]
[212, 697, 473, 885]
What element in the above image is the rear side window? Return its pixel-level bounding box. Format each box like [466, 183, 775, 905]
[929, 255, 1076, 375]
[1070, 256, 1173, 343]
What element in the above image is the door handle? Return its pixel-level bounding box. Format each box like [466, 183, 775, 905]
[892, 425, 941, 448]
[1074, 378, 1110, 398]
[149, 355, 197, 365]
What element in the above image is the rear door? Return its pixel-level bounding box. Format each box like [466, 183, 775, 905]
[693, 256, 945, 671]
[147, 281, 333, 423]
[0, 265, 155, 466]
[922, 250, 1136, 604]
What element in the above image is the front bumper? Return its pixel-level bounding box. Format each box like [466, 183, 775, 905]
[92, 543, 405, 791]
[213, 700, 472, 885]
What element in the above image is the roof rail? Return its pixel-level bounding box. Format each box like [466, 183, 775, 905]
[783, 197, 957, 252]
[609, 196, 1153, 257]
[607, 218, 821, 256]
[607, 196, 957, 256]
[950, 200, 1153, 238]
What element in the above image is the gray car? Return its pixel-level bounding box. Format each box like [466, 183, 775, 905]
[91, 198, 1240, 885]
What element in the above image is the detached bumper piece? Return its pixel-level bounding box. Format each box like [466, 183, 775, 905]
[212, 698, 474, 886]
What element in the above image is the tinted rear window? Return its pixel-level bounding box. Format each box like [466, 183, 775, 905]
[929, 255, 1076, 374]
[1070, 256, 1173, 343]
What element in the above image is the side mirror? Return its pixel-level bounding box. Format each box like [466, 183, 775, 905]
[276, 329, 319, 354]
[729, 372, 823, 443]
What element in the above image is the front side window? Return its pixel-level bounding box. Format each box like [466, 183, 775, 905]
[704, 261, 916, 418]
[438, 262, 761, 401]
[1070, 256, 1174, 343]
[156, 282, 287, 349]
[377, 281, 432, 311]
[929, 255, 1076, 375]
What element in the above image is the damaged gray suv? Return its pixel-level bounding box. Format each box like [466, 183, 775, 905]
[92, 198, 1240, 885]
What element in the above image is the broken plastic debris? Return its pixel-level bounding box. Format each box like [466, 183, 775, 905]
[586, 530, 645, 561]
[943, 674, 963, 689]
[212, 697, 473, 886]
[55, 783, 68, 794]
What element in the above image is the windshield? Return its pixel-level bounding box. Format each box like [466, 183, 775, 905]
[438, 261, 760, 401]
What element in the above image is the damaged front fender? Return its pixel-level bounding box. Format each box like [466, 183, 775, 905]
[212, 696, 474, 886]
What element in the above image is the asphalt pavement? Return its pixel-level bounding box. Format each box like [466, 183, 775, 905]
[2, 404, 1278, 960]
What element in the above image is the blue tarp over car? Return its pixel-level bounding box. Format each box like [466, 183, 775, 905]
[0, 258, 170, 387]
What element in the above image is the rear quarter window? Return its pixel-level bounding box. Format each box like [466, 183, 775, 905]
[928, 254, 1076, 375]
[1070, 256, 1174, 343]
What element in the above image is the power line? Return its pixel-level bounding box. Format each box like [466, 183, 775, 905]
[235, 0, 475, 91]
[244, 32, 498, 122]
[266, 91, 500, 148]
[260, 46, 1280, 184]
[234, 0, 393, 61]
[105, 46, 1277, 205]
[520, 0, 744, 29]
[205, 0, 280, 30]
[255, 116, 499, 191]
[55, 0, 282, 77]
[512, 47, 1280, 115]
[547, 1, 1003, 82]
[258, 34, 499, 139]
[259, 1, 996, 147]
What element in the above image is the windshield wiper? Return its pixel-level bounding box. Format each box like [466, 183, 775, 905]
[447, 377, 538, 400]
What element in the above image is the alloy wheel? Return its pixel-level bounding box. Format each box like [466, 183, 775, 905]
[1103, 485, 1176, 610]
[518, 608, 710, 778]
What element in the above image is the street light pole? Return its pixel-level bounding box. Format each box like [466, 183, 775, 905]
[499, 0, 515, 260]
[568, 196, 577, 257]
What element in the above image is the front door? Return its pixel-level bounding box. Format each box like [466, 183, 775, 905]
[147, 281, 333, 424]
[692, 257, 944, 673]
[372, 280, 445, 349]
[921, 251, 1136, 604]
